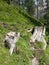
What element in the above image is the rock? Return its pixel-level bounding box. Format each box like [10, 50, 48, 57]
[30, 47, 35, 51]
[32, 57, 39, 65]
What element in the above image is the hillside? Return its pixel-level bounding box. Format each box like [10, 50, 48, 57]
[0, 1, 49, 65]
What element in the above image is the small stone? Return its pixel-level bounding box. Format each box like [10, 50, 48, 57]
[30, 47, 35, 51]
[32, 57, 39, 65]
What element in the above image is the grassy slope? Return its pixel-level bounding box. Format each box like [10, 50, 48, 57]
[0, 1, 49, 65]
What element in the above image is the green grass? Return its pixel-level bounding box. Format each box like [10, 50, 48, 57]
[0, 1, 49, 65]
